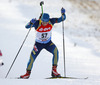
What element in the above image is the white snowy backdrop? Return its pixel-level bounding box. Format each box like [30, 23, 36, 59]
[0, 0, 100, 85]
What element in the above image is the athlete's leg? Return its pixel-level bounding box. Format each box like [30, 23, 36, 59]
[20, 42, 43, 79]
[27, 42, 43, 71]
[45, 41, 59, 66]
[45, 41, 61, 77]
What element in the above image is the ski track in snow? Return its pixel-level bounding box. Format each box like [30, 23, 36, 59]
[0, 0, 100, 85]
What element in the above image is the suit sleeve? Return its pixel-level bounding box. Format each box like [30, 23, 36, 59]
[57, 14, 66, 23]
[50, 14, 66, 25]
[25, 20, 39, 29]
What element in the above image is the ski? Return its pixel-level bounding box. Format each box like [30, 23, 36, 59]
[46, 76, 88, 79]
[11, 76, 88, 79]
[16, 77, 23, 79]
[10, 77, 25, 79]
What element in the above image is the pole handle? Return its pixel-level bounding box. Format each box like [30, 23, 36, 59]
[40, 1, 44, 14]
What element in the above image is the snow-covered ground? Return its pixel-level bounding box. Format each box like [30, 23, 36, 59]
[0, 0, 100, 85]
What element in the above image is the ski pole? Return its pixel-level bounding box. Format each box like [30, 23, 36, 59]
[40, 1, 44, 14]
[61, 7, 66, 77]
[5, 27, 32, 78]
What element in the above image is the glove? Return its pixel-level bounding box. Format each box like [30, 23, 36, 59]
[30, 18, 36, 24]
[61, 8, 65, 15]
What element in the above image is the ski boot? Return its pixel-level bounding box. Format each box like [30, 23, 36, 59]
[51, 65, 61, 78]
[20, 70, 31, 79]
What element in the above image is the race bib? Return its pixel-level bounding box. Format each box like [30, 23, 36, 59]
[36, 31, 51, 41]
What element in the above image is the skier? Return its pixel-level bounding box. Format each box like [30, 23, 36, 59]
[0, 50, 4, 66]
[0, 50, 2, 56]
[20, 8, 66, 79]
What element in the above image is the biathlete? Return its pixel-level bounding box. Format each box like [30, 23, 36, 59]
[20, 8, 66, 79]
[0, 50, 4, 66]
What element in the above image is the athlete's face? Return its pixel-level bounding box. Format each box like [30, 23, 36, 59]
[41, 21, 49, 26]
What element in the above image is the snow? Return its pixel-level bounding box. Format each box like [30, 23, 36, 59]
[0, 0, 100, 85]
